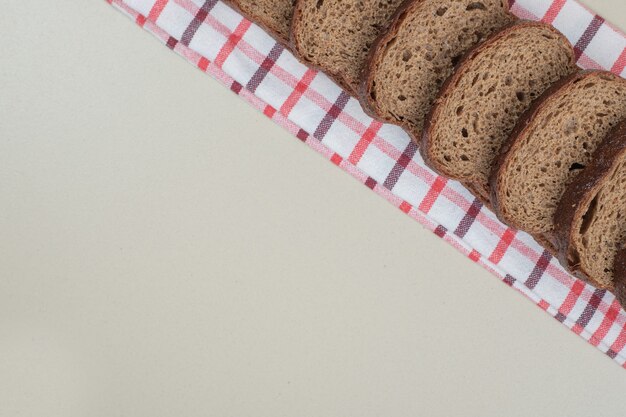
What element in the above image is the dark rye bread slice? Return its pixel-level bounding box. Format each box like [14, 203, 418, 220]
[361, 0, 514, 133]
[613, 247, 626, 307]
[223, 0, 294, 43]
[290, 0, 405, 93]
[421, 21, 576, 203]
[491, 71, 626, 252]
[554, 119, 626, 291]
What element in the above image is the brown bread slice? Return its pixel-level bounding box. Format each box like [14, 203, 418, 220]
[421, 21, 576, 204]
[614, 247, 626, 307]
[224, 0, 295, 43]
[361, 0, 514, 133]
[290, 0, 405, 93]
[554, 118, 626, 290]
[491, 71, 626, 252]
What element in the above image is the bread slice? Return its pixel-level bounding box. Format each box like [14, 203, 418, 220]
[361, 0, 514, 133]
[491, 71, 626, 252]
[613, 246, 626, 307]
[290, 0, 405, 93]
[224, 0, 294, 43]
[553, 118, 626, 290]
[421, 21, 576, 203]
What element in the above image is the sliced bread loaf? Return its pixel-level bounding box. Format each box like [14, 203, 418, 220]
[491, 71, 626, 251]
[290, 0, 405, 93]
[420, 21, 576, 203]
[361, 0, 514, 133]
[224, 0, 294, 43]
[553, 118, 626, 290]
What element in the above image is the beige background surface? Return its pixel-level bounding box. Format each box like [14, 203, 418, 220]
[1, 1, 626, 415]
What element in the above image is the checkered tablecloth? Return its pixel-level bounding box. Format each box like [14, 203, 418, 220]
[108, 0, 626, 368]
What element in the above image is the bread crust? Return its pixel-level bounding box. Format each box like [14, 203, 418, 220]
[360, 0, 512, 131]
[614, 247, 626, 307]
[223, 0, 293, 45]
[552, 119, 626, 290]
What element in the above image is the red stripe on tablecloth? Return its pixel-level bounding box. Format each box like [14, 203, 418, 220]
[148, 0, 169, 22]
[611, 47, 626, 75]
[198, 56, 210, 71]
[136, 13, 147, 26]
[555, 280, 585, 322]
[525, 250, 552, 290]
[572, 289, 606, 334]
[381, 141, 432, 189]
[590, 299, 621, 346]
[454, 198, 483, 238]
[214, 19, 251, 67]
[230, 80, 243, 93]
[296, 129, 309, 142]
[574, 15, 605, 59]
[488, 228, 516, 264]
[348, 121, 383, 165]
[434, 225, 447, 238]
[418, 176, 447, 214]
[382, 141, 418, 190]
[246, 43, 284, 93]
[263, 105, 276, 118]
[542, 0, 567, 23]
[280, 69, 317, 116]
[166, 36, 178, 49]
[180, 0, 219, 46]
[313, 91, 351, 141]
[577, 53, 605, 70]
[608, 321, 626, 359]
[365, 177, 377, 189]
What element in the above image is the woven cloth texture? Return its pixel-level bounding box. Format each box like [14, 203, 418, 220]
[109, 0, 626, 368]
